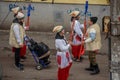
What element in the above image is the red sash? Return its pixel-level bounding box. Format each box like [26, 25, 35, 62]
[75, 35, 81, 41]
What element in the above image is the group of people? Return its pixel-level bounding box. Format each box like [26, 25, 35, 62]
[53, 11, 101, 80]
[9, 6, 101, 80]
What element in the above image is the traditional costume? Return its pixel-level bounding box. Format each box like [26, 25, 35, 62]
[69, 11, 84, 61]
[9, 12, 26, 70]
[11, 7, 27, 60]
[53, 26, 72, 80]
[85, 17, 101, 75]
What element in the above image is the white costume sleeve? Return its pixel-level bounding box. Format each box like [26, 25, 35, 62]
[55, 39, 70, 51]
[74, 20, 83, 38]
[78, 22, 84, 28]
[13, 24, 22, 45]
[85, 28, 96, 43]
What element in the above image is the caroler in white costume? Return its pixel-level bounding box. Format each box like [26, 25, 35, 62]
[69, 11, 84, 62]
[53, 25, 72, 80]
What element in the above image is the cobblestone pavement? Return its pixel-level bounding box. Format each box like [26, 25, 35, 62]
[0, 30, 112, 80]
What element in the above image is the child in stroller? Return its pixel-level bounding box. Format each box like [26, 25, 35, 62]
[25, 36, 51, 70]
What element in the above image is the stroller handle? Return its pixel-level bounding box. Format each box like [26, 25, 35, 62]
[24, 36, 38, 50]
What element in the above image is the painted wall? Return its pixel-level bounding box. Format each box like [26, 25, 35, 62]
[3, 0, 110, 5]
[0, 2, 110, 32]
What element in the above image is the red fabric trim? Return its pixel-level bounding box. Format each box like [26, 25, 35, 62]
[78, 45, 85, 58]
[71, 45, 84, 58]
[12, 44, 26, 57]
[57, 55, 61, 65]
[66, 52, 70, 61]
[58, 63, 72, 80]
[75, 35, 81, 41]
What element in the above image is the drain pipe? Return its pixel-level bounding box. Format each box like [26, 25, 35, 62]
[109, 0, 113, 80]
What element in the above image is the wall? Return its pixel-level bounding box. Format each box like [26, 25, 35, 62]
[110, 0, 120, 79]
[3, 0, 110, 5]
[0, 2, 110, 32]
[0, 2, 110, 54]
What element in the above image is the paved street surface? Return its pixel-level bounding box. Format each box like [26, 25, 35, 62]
[0, 30, 109, 80]
[111, 37, 120, 80]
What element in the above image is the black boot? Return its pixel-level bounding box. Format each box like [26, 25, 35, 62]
[90, 64, 100, 75]
[85, 63, 94, 71]
[79, 56, 84, 62]
[72, 57, 78, 61]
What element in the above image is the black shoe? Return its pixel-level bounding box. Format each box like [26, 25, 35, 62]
[80, 56, 84, 61]
[90, 70, 100, 75]
[75, 57, 84, 62]
[85, 63, 94, 71]
[75, 59, 81, 62]
[14, 63, 24, 71]
[90, 64, 100, 75]
[85, 67, 94, 71]
[19, 63, 24, 67]
[72, 57, 78, 61]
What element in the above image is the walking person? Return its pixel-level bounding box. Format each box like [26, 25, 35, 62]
[11, 6, 27, 60]
[9, 12, 26, 70]
[83, 17, 101, 75]
[69, 11, 84, 62]
[53, 25, 72, 80]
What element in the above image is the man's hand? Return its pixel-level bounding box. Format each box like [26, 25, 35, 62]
[85, 32, 88, 37]
[24, 26, 29, 30]
[81, 40, 85, 45]
[19, 43, 24, 47]
[68, 40, 73, 45]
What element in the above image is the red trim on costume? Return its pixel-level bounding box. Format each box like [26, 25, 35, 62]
[75, 35, 81, 41]
[58, 63, 72, 80]
[71, 44, 84, 58]
[78, 45, 85, 59]
[12, 44, 26, 57]
[57, 55, 61, 65]
[66, 52, 70, 61]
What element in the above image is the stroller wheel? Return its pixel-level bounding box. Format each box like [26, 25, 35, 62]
[36, 64, 42, 70]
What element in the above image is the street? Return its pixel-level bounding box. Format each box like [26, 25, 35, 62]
[0, 30, 109, 80]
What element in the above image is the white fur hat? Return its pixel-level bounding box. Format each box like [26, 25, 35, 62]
[16, 12, 25, 19]
[69, 11, 80, 17]
[53, 25, 64, 33]
[11, 7, 20, 14]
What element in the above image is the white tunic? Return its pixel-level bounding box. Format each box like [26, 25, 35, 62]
[55, 39, 72, 69]
[71, 20, 84, 45]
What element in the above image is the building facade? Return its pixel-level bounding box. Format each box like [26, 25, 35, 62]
[0, 1, 110, 31]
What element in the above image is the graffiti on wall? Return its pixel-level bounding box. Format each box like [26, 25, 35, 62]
[54, 11, 64, 22]
[9, 4, 35, 11]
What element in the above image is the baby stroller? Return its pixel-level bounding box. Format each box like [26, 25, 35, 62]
[25, 36, 51, 70]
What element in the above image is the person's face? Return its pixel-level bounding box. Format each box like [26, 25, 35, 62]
[87, 18, 93, 26]
[76, 16, 80, 20]
[60, 29, 65, 35]
[20, 18, 25, 22]
[18, 18, 24, 24]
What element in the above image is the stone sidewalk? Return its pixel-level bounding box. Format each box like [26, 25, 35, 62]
[0, 30, 120, 80]
[0, 30, 110, 80]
